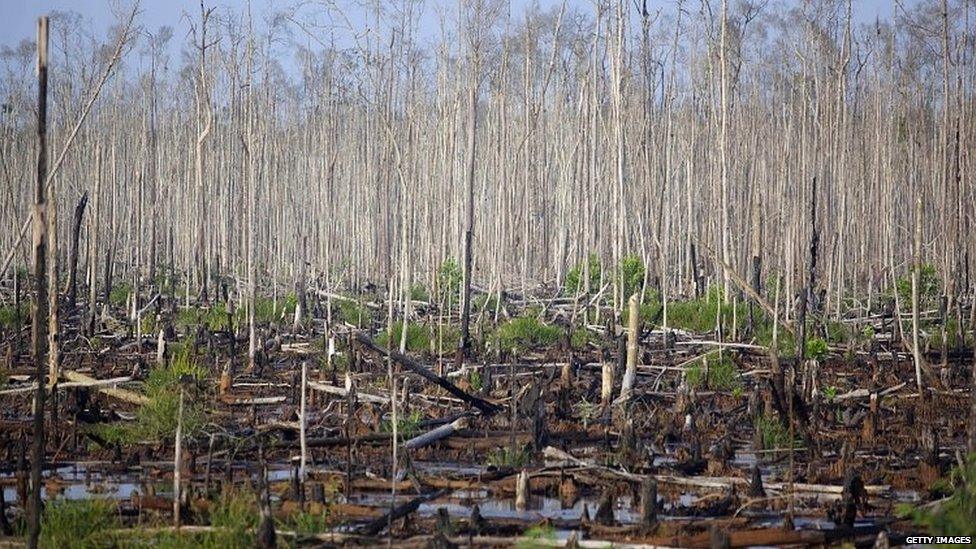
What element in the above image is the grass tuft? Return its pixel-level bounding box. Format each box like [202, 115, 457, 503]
[377, 322, 430, 354]
[495, 316, 561, 353]
[94, 349, 207, 445]
[39, 498, 119, 549]
[685, 353, 740, 391]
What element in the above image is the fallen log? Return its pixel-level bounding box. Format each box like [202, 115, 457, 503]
[307, 380, 388, 404]
[62, 371, 149, 405]
[355, 489, 447, 536]
[354, 333, 501, 415]
[0, 375, 134, 396]
[543, 447, 890, 496]
[403, 417, 469, 450]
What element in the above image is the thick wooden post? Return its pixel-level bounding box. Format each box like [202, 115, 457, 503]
[28, 16, 49, 549]
[65, 192, 88, 307]
[618, 293, 640, 403]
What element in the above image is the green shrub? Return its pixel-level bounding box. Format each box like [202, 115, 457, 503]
[570, 328, 596, 350]
[685, 353, 740, 391]
[437, 258, 462, 303]
[896, 263, 942, 307]
[565, 253, 602, 295]
[337, 299, 371, 327]
[908, 454, 976, 538]
[755, 414, 797, 450]
[824, 320, 850, 345]
[203, 489, 258, 547]
[435, 325, 461, 353]
[380, 409, 424, 439]
[377, 321, 430, 354]
[109, 282, 131, 307]
[40, 498, 119, 549]
[495, 316, 561, 352]
[410, 284, 430, 302]
[667, 287, 747, 335]
[0, 304, 26, 329]
[469, 370, 483, 391]
[250, 294, 298, 324]
[517, 524, 557, 548]
[805, 337, 829, 360]
[95, 350, 207, 445]
[473, 293, 498, 311]
[618, 254, 646, 299]
[752, 318, 797, 357]
[286, 509, 332, 535]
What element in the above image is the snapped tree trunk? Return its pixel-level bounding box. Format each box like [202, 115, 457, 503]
[65, 192, 88, 308]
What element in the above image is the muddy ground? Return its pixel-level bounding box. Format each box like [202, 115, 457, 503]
[0, 286, 972, 547]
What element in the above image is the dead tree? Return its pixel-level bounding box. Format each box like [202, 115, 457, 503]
[65, 192, 88, 308]
[27, 16, 49, 549]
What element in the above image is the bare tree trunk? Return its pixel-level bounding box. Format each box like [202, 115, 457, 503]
[912, 194, 925, 393]
[65, 192, 88, 308]
[27, 17, 49, 549]
[618, 292, 639, 403]
[458, 40, 479, 364]
[87, 148, 101, 336]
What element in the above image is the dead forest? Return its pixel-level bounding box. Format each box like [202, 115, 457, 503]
[1, 0, 976, 546]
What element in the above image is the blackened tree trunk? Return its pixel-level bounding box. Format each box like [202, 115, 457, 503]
[28, 16, 49, 549]
[65, 192, 88, 308]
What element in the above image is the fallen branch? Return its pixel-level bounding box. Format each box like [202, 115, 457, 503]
[354, 332, 501, 415]
[62, 371, 149, 405]
[0, 375, 134, 396]
[307, 380, 387, 404]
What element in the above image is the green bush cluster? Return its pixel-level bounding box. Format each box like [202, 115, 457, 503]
[380, 409, 424, 439]
[437, 258, 462, 303]
[805, 338, 829, 360]
[618, 254, 646, 299]
[96, 350, 207, 445]
[410, 284, 430, 302]
[377, 321, 430, 353]
[337, 299, 371, 327]
[0, 304, 26, 329]
[896, 263, 942, 307]
[666, 286, 745, 334]
[109, 282, 131, 308]
[495, 316, 561, 352]
[487, 447, 530, 468]
[565, 253, 602, 295]
[570, 328, 596, 350]
[906, 454, 976, 538]
[473, 292, 499, 312]
[755, 414, 797, 450]
[685, 353, 740, 391]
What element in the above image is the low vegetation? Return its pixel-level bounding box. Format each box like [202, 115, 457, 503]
[686, 353, 740, 391]
[95, 350, 207, 445]
[494, 316, 561, 353]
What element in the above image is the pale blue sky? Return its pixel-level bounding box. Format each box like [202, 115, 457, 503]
[1, 0, 900, 53]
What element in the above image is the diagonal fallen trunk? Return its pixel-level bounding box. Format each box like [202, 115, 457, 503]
[62, 370, 149, 405]
[356, 489, 447, 536]
[354, 333, 501, 415]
